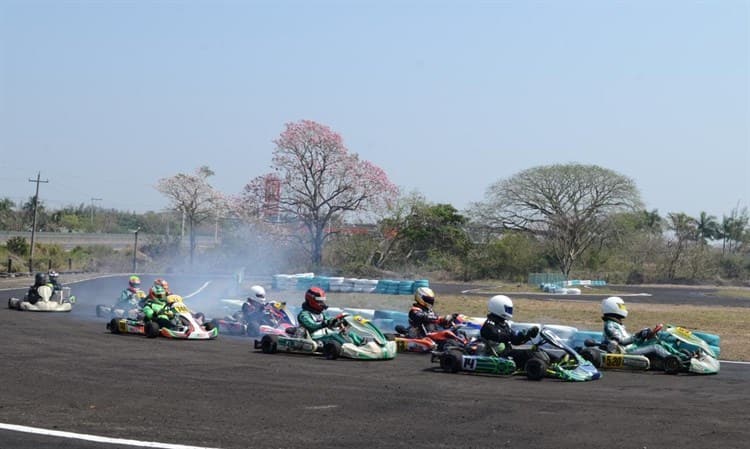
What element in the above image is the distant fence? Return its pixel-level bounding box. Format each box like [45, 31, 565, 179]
[528, 272, 566, 285]
[0, 231, 219, 250]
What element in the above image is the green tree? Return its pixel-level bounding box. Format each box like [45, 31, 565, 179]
[471, 163, 642, 277]
[665, 212, 697, 280]
[695, 211, 720, 244]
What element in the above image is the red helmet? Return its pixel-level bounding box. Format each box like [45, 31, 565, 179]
[305, 287, 327, 313]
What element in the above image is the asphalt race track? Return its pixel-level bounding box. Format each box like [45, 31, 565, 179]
[1, 275, 749, 449]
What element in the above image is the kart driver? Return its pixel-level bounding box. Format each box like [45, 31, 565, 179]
[236, 285, 267, 336]
[297, 287, 362, 345]
[479, 295, 540, 367]
[142, 285, 175, 328]
[297, 287, 330, 336]
[25, 272, 50, 305]
[48, 270, 62, 292]
[600, 296, 672, 363]
[405, 287, 456, 338]
[115, 275, 146, 311]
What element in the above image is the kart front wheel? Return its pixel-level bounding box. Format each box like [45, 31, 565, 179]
[580, 347, 601, 368]
[203, 321, 215, 331]
[525, 357, 548, 381]
[145, 321, 160, 338]
[109, 318, 120, 334]
[260, 335, 278, 354]
[664, 355, 682, 375]
[440, 349, 463, 373]
[323, 341, 341, 360]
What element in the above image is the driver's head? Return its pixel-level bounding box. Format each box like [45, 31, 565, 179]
[488, 295, 513, 320]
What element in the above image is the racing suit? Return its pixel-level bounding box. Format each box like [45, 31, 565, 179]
[602, 315, 672, 361]
[406, 304, 453, 338]
[142, 297, 175, 328]
[297, 303, 362, 344]
[115, 287, 146, 312]
[297, 302, 330, 337]
[236, 298, 266, 336]
[480, 313, 540, 368]
[49, 278, 62, 292]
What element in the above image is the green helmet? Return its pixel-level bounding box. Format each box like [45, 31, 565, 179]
[150, 285, 166, 299]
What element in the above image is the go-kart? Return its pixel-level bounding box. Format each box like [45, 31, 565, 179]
[255, 313, 397, 360]
[96, 290, 146, 319]
[431, 327, 601, 382]
[579, 324, 719, 375]
[390, 315, 472, 353]
[8, 285, 76, 312]
[107, 295, 217, 340]
[212, 300, 295, 337]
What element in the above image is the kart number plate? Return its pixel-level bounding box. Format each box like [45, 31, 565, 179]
[604, 354, 625, 368]
[673, 327, 693, 339]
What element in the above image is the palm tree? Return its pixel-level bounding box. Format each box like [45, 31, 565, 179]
[695, 211, 719, 244]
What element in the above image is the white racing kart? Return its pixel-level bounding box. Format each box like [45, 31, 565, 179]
[8, 285, 76, 312]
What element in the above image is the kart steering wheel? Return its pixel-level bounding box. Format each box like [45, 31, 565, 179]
[328, 313, 348, 328]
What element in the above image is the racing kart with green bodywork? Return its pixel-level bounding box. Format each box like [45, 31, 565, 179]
[431, 327, 601, 381]
[579, 323, 719, 375]
[107, 294, 217, 340]
[255, 313, 397, 360]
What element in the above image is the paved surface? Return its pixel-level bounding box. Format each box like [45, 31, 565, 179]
[1, 275, 748, 449]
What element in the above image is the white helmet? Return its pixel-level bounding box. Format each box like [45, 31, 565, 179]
[249, 285, 266, 300]
[601, 296, 628, 318]
[488, 295, 513, 320]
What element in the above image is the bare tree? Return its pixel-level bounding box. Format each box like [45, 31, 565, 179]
[470, 163, 642, 277]
[236, 120, 398, 268]
[157, 166, 226, 268]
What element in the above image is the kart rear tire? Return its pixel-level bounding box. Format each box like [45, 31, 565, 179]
[525, 357, 548, 381]
[580, 347, 601, 368]
[323, 341, 342, 360]
[440, 349, 463, 373]
[109, 318, 120, 334]
[203, 321, 215, 331]
[441, 339, 464, 351]
[260, 335, 278, 354]
[145, 321, 160, 338]
[664, 355, 682, 375]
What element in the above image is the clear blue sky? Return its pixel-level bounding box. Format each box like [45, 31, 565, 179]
[1, 0, 747, 221]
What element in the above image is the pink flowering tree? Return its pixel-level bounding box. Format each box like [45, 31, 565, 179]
[237, 120, 398, 267]
[157, 166, 226, 267]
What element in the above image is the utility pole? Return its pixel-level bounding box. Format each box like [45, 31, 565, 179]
[28, 172, 49, 273]
[90, 197, 102, 227]
[132, 227, 141, 272]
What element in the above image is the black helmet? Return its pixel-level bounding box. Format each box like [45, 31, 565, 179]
[35, 272, 48, 285]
